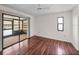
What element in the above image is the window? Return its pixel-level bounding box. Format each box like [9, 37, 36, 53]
[14, 20, 19, 31]
[57, 17, 64, 31]
[3, 21, 12, 36]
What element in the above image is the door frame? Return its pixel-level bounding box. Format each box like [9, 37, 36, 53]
[2, 13, 30, 50]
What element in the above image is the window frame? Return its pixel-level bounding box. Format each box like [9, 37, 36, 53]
[57, 17, 64, 31]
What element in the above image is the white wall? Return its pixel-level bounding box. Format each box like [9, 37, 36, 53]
[72, 6, 79, 50]
[34, 11, 72, 43]
[0, 5, 35, 51]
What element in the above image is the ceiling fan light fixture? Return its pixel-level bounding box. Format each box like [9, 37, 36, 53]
[37, 7, 43, 10]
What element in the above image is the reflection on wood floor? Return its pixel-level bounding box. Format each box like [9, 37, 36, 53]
[1, 36, 79, 55]
[4, 34, 27, 48]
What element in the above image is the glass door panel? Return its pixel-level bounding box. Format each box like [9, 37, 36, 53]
[20, 19, 28, 41]
[3, 14, 19, 48]
[3, 21, 12, 36]
[14, 20, 19, 31]
[13, 20, 19, 35]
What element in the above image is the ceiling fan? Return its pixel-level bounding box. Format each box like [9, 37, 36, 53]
[37, 4, 49, 11]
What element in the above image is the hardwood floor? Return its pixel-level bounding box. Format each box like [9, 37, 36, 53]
[3, 34, 27, 48]
[0, 36, 79, 55]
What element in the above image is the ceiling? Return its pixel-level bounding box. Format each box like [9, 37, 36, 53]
[2, 4, 77, 16]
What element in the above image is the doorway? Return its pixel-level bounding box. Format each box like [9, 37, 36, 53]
[2, 13, 30, 49]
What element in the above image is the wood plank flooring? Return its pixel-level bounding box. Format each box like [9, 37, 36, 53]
[3, 34, 27, 48]
[0, 36, 79, 55]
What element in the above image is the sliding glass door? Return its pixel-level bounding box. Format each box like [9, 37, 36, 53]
[20, 18, 28, 41]
[2, 14, 30, 49]
[3, 14, 19, 48]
